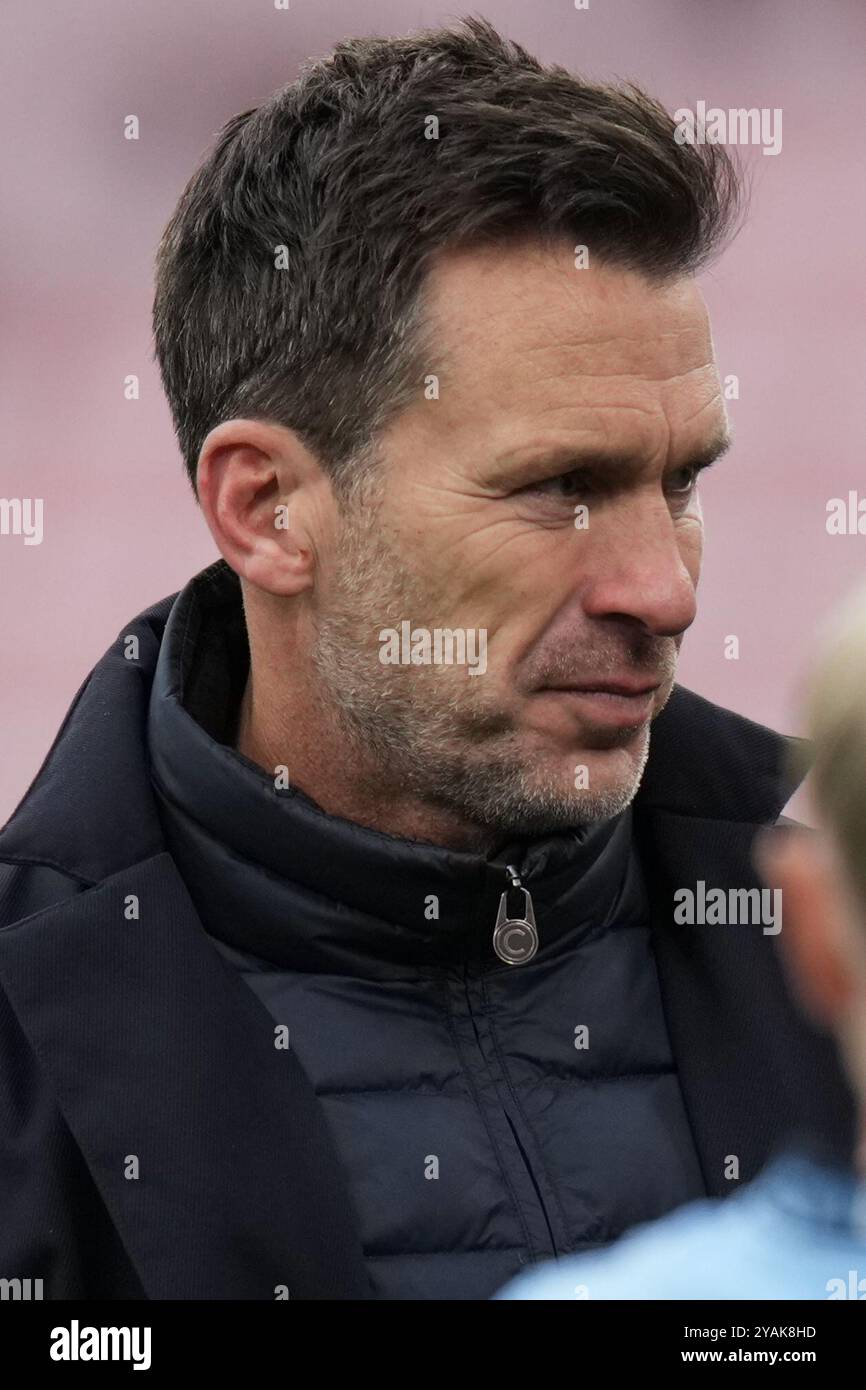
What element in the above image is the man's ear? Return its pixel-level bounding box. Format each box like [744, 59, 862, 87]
[754, 828, 855, 1031]
[196, 419, 323, 597]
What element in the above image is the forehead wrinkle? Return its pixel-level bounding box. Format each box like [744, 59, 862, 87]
[676, 390, 729, 434]
[436, 333, 717, 396]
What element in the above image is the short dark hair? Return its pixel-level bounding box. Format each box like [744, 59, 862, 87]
[153, 14, 743, 496]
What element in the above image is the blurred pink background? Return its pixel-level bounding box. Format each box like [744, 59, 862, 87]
[2, 0, 865, 824]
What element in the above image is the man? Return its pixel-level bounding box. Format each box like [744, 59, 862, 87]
[497, 580, 866, 1299]
[0, 17, 853, 1300]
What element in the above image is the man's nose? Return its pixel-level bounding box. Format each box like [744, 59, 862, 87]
[579, 498, 699, 638]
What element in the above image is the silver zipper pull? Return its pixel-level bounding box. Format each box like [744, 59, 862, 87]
[492, 864, 539, 965]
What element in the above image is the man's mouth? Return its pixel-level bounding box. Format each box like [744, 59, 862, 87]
[536, 679, 662, 726]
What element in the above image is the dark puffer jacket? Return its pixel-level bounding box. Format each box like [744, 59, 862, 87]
[0, 562, 854, 1299]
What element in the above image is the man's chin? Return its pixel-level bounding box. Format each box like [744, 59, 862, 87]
[485, 736, 650, 835]
[568, 748, 647, 818]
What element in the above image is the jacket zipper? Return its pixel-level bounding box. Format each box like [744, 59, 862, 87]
[500, 1111, 560, 1258]
[466, 861, 559, 1259]
[491, 864, 539, 965]
[456, 911, 561, 1261]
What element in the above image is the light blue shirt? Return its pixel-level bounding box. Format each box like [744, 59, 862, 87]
[494, 1148, 866, 1300]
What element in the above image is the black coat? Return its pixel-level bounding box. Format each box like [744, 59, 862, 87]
[0, 582, 854, 1299]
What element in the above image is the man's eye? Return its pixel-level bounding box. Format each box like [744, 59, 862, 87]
[667, 465, 700, 496]
[522, 470, 590, 500]
[518, 464, 702, 503]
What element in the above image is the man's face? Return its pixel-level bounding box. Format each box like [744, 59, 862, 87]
[312, 237, 729, 838]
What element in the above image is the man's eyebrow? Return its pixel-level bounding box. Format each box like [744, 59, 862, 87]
[492, 428, 733, 482]
[686, 429, 733, 469]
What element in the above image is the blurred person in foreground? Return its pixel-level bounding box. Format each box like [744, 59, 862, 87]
[497, 579, 866, 1300]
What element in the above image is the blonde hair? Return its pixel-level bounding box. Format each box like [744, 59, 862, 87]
[803, 578, 866, 916]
